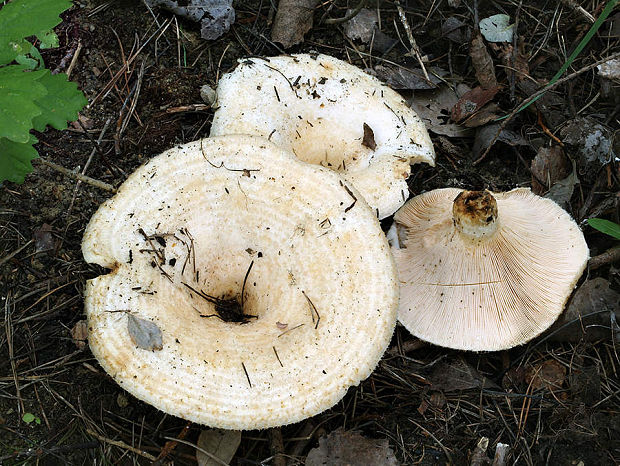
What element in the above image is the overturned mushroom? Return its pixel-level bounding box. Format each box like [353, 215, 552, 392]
[82, 135, 398, 429]
[392, 188, 588, 351]
[210, 54, 435, 219]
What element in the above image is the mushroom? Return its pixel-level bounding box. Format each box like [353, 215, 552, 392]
[392, 188, 589, 351]
[210, 54, 435, 219]
[82, 135, 398, 429]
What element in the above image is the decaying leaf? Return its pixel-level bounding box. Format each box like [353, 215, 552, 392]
[442, 17, 469, 43]
[34, 223, 54, 253]
[71, 319, 88, 350]
[470, 32, 497, 89]
[530, 146, 570, 194]
[374, 65, 444, 90]
[127, 314, 163, 351]
[525, 360, 566, 393]
[543, 159, 578, 208]
[472, 123, 528, 158]
[559, 117, 616, 182]
[479, 14, 514, 43]
[271, 0, 319, 48]
[462, 103, 500, 127]
[451, 85, 501, 123]
[306, 428, 399, 466]
[144, 0, 235, 41]
[597, 57, 620, 80]
[362, 123, 376, 150]
[547, 278, 620, 342]
[489, 42, 530, 83]
[196, 428, 241, 466]
[344, 9, 378, 43]
[409, 86, 475, 138]
[428, 357, 497, 392]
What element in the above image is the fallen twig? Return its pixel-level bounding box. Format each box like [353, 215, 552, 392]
[36, 158, 117, 192]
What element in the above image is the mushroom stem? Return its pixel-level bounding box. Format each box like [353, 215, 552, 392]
[452, 190, 499, 240]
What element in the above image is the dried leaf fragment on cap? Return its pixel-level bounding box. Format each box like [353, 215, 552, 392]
[210, 54, 435, 219]
[392, 188, 589, 351]
[82, 135, 398, 429]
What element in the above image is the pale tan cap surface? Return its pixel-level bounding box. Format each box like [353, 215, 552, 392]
[393, 188, 589, 351]
[210, 54, 435, 219]
[82, 135, 398, 429]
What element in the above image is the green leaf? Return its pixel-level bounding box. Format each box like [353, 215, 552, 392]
[37, 30, 59, 49]
[588, 218, 620, 240]
[0, 135, 39, 184]
[0, 0, 72, 46]
[0, 65, 48, 142]
[32, 71, 87, 131]
[22, 412, 36, 424]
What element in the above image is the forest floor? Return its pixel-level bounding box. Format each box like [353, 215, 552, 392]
[0, 0, 619, 464]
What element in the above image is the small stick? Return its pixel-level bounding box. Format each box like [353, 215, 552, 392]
[588, 245, 620, 270]
[66, 39, 83, 79]
[242, 361, 252, 388]
[273, 346, 283, 367]
[164, 103, 210, 114]
[268, 428, 286, 466]
[36, 158, 116, 192]
[394, 1, 429, 81]
[87, 428, 157, 461]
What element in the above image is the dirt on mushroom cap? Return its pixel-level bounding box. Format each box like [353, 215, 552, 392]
[209, 54, 435, 219]
[82, 135, 398, 429]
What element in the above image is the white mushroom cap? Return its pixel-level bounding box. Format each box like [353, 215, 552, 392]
[393, 188, 589, 351]
[210, 54, 435, 219]
[82, 135, 398, 429]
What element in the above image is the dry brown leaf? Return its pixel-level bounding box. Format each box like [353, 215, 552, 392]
[271, 0, 319, 48]
[409, 86, 475, 138]
[71, 320, 88, 350]
[196, 428, 242, 466]
[530, 146, 569, 194]
[362, 123, 377, 150]
[451, 85, 501, 122]
[470, 32, 497, 89]
[34, 223, 54, 253]
[374, 65, 444, 90]
[428, 357, 497, 392]
[489, 42, 530, 83]
[547, 277, 620, 342]
[462, 103, 501, 127]
[472, 123, 528, 158]
[344, 9, 378, 43]
[306, 428, 399, 466]
[525, 360, 566, 392]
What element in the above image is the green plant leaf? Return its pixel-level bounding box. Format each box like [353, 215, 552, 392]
[37, 30, 59, 49]
[588, 218, 620, 240]
[0, 0, 72, 50]
[0, 135, 39, 184]
[22, 412, 36, 424]
[0, 65, 48, 142]
[32, 71, 88, 131]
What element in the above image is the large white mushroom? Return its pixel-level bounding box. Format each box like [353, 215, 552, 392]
[210, 54, 435, 219]
[392, 188, 589, 351]
[82, 135, 398, 429]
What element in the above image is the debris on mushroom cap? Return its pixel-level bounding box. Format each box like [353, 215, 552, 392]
[210, 54, 435, 219]
[392, 188, 589, 351]
[82, 135, 398, 429]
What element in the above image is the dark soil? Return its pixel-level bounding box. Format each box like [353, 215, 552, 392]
[1, 0, 618, 464]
